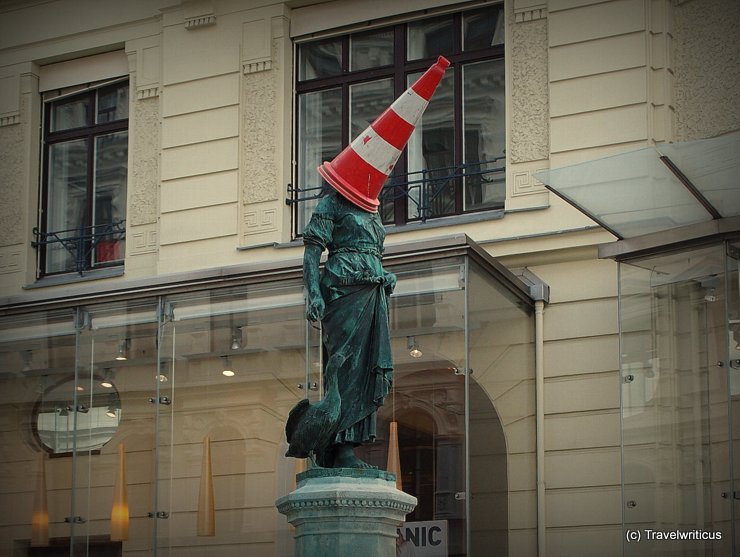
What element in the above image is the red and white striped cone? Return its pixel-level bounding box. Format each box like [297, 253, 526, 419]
[318, 55, 450, 213]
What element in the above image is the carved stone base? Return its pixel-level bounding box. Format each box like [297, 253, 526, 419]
[276, 468, 417, 557]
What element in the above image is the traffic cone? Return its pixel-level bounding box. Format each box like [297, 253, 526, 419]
[318, 55, 450, 213]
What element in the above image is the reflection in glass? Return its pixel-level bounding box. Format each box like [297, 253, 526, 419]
[94, 131, 128, 265]
[96, 81, 129, 123]
[620, 246, 732, 555]
[407, 70, 455, 220]
[463, 59, 505, 211]
[50, 97, 89, 132]
[299, 38, 342, 80]
[463, 6, 505, 51]
[298, 88, 342, 231]
[350, 78, 394, 140]
[350, 28, 394, 71]
[408, 15, 454, 61]
[46, 139, 88, 273]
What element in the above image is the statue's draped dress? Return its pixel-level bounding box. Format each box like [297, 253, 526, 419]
[303, 193, 393, 447]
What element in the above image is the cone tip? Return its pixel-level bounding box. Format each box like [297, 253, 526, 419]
[437, 56, 450, 70]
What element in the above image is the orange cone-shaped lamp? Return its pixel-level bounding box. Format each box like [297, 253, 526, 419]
[387, 421, 403, 491]
[110, 443, 129, 541]
[31, 452, 49, 547]
[318, 55, 450, 212]
[197, 436, 215, 536]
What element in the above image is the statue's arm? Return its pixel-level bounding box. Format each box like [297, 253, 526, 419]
[303, 243, 325, 322]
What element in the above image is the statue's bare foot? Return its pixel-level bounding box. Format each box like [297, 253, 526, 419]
[332, 443, 376, 469]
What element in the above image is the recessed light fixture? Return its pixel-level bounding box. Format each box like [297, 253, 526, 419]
[115, 339, 130, 361]
[407, 336, 422, 359]
[221, 356, 236, 377]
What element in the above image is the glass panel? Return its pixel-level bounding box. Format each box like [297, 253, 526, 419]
[661, 131, 740, 219]
[407, 69, 455, 220]
[535, 148, 714, 238]
[298, 38, 342, 81]
[463, 6, 505, 50]
[0, 309, 77, 553]
[727, 242, 740, 554]
[46, 139, 88, 274]
[620, 246, 731, 555]
[50, 96, 89, 132]
[463, 59, 506, 211]
[96, 81, 129, 123]
[355, 259, 468, 555]
[93, 131, 128, 266]
[157, 281, 306, 555]
[297, 87, 342, 232]
[350, 27, 394, 71]
[408, 15, 454, 61]
[350, 78, 394, 140]
[72, 300, 158, 555]
[468, 260, 533, 557]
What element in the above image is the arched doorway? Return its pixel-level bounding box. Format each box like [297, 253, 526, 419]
[356, 366, 507, 557]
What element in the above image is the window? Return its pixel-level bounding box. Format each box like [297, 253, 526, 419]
[292, 5, 505, 233]
[36, 78, 129, 277]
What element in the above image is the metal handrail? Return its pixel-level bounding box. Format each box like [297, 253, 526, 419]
[287, 157, 506, 223]
[32, 219, 126, 275]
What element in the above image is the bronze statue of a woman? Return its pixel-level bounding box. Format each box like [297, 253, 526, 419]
[285, 56, 450, 468]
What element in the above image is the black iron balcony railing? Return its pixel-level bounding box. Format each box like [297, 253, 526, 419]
[32, 219, 126, 275]
[287, 157, 506, 224]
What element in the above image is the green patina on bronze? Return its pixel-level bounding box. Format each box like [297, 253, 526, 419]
[285, 192, 396, 468]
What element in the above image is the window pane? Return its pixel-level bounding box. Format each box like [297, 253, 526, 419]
[407, 69, 455, 220]
[297, 88, 342, 231]
[298, 38, 342, 81]
[96, 81, 129, 123]
[349, 78, 394, 140]
[46, 139, 88, 273]
[407, 15, 454, 61]
[463, 59, 505, 211]
[93, 131, 128, 266]
[463, 6, 505, 51]
[50, 96, 89, 132]
[350, 28, 394, 71]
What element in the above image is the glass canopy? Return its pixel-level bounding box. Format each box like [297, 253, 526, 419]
[534, 131, 740, 240]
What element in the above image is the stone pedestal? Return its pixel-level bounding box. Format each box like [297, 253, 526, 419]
[276, 468, 417, 557]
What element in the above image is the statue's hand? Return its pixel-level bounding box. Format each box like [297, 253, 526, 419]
[306, 295, 325, 322]
[383, 271, 397, 295]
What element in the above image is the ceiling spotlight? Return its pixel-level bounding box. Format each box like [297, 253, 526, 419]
[106, 405, 118, 418]
[100, 368, 114, 388]
[105, 395, 120, 418]
[222, 356, 236, 377]
[408, 336, 422, 359]
[115, 339, 130, 361]
[231, 327, 242, 351]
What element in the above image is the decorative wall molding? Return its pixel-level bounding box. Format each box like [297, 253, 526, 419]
[185, 14, 216, 29]
[136, 86, 160, 100]
[243, 60, 272, 74]
[0, 113, 19, 127]
[244, 208, 277, 236]
[514, 0, 547, 22]
[129, 226, 158, 256]
[242, 18, 272, 74]
[511, 168, 547, 197]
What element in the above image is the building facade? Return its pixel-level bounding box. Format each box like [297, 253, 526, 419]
[0, 0, 738, 555]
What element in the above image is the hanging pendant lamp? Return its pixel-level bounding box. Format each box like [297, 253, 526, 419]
[110, 443, 129, 541]
[31, 452, 49, 547]
[197, 436, 215, 536]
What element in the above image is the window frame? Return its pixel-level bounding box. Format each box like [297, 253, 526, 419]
[292, 4, 506, 234]
[38, 77, 129, 278]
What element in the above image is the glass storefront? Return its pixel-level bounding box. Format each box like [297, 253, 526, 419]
[621, 241, 740, 555]
[0, 252, 534, 556]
